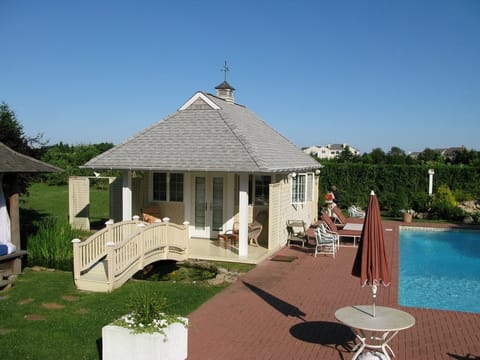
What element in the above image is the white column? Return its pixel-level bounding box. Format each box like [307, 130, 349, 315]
[238, 173, 249, 257]
[122, 170, 132, 221]
[428, 169, 435, 196]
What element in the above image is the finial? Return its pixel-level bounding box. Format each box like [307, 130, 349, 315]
[221, 60, 230, 81]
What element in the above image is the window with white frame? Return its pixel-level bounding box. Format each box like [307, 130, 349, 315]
[153, 173, 184, 202]
[291, 173, 314, 204]
[291, 174, 305, 204]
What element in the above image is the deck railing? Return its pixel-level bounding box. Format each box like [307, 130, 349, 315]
[72, 217, 189, 291]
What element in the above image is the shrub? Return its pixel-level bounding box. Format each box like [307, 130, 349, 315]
[27, 216, 84, 271]
[410, 191, 431, 213]
[430, 185, 464, 221]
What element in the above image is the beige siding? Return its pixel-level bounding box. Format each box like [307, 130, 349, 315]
[69, 176, 90, 230]
[268, 174, 319, 250]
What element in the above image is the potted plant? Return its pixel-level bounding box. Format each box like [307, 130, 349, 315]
[403, 209, 414, 223]
[102, 287, 188, 360]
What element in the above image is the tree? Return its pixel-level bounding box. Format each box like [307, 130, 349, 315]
[417, 148, 441, 163]
[0, 102, 45, 157]
[41, 142, 115, 185]
[387, 146, 407, 165]
[0, 102, 46, 194]
[370, 148, 387, 164]
[336, 145, 356, 163]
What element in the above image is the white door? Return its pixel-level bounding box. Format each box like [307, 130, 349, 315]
[191, 174, 225, 238]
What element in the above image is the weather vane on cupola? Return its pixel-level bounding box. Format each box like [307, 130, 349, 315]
[215, 60, 235, 103]
[221, 60, 230, 82]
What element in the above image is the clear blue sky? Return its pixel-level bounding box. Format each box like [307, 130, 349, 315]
[1, 0, 479, 154]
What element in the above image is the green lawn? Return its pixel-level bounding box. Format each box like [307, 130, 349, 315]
[20, 182, 109, 226]
[0, 268, 225, 360]
[3, 182, 236, 359]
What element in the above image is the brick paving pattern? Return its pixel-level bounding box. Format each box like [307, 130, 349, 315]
[188, 221, 480, 359]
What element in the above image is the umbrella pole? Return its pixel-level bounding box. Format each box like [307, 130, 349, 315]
[372, 284, 377, 317]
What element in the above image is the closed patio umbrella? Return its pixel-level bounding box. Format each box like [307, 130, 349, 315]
[351, 190, 390, 317]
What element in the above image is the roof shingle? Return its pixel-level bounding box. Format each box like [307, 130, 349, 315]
[84, 92, 320, 173]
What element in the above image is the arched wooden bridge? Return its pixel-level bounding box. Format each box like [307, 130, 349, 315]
[72, 218, 189, 292]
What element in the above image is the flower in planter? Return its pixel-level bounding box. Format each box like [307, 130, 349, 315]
[113, 287, 187, 336]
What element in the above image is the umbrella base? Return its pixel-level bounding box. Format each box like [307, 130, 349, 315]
[358, 351, 388, 360]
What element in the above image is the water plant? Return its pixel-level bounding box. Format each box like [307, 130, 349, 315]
[113, 286, 187, 335]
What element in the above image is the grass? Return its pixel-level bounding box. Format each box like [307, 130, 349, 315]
[8, 182, 252, 359]
[0, 268, 226, 360]
[20, 182, 109, 227]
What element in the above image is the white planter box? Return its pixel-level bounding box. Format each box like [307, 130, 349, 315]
[102, 319, 188, 360]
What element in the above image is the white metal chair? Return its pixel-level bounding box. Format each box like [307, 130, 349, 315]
[318, 223, 340, 250]
[348, 205, 366, 218]
[314, 225, 337, 258]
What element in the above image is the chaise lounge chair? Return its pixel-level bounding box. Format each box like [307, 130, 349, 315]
[331, 206, 364, 227]
[321, 213, 362, 246]
[348, 205, 366, 218]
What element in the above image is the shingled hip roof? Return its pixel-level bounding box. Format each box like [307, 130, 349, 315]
[83, 92, 321, 173]
[0, 142, 62, 173]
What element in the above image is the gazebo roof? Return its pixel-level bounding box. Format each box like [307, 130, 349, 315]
[0, 142, 62, 173]
[83, 91, 321, 173]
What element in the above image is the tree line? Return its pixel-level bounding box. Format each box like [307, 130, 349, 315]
[316, 146, 480, 222]
[1, 102, 114, 189]
[2, 102, 479, 222]
[321, 145, 480, 167]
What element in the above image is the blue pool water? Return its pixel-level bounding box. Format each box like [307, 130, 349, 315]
[399, 229, 480, 314]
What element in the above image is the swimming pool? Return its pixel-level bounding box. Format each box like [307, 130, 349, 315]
[399, 228, 480, 314]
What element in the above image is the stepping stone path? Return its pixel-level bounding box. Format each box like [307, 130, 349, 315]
[18, 298, 34, 305]
[24, 314, 45, 321]
[42, 302, 65, 310]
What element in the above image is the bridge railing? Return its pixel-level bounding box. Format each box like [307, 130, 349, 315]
[105, 219, 189, 291]
[72, 217, 190, 291]
[72, 218, 141, 281]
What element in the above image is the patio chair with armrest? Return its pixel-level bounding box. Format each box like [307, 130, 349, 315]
[248, 221, 263, 246]
[314, 226, 336, 258]
[286, 220, 308, 247]
[318, 223, 339, 250]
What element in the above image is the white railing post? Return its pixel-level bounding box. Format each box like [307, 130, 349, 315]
[133, 215, 140, 223]
[106, 242, 115, 292]
[71, 238, 81, 281]
[163, 217, 170, 255]
[105, 219, 114, 247]
[137, 223, 145, 270]
[183, 221, 190, 256]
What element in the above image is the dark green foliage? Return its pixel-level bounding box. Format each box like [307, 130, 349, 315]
[0, 102, 47, 195]
[318, 162, 480, 221]
[26, 216, 85, 271]
[40, 142, 115, 185]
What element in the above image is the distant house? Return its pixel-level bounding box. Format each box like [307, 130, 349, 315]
[303, 144, 360, 160]
[408, 146, 466, 160]
[81, 81, 321, 261]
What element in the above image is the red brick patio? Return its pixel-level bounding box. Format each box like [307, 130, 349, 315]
[188, 221, 480, 359]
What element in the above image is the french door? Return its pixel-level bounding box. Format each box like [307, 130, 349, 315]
[192, 174, 225, 238]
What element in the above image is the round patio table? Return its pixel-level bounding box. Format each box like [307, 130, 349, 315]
[335, 305, 415, 360]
